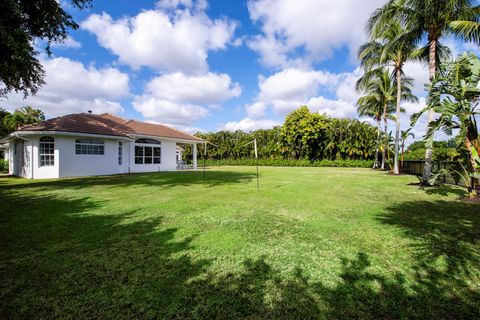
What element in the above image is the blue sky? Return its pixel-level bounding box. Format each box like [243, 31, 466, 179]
[3, 0, 477, 138]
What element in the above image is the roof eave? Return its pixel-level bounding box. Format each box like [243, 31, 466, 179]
[7, 130, 134, 141]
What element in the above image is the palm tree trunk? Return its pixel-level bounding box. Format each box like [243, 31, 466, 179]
[422, 37, 437, 184]
[374, 118, 381, 168]
[393, 68, 402, 174]
[401, 143, 405, 172]
[466, 134, 477, 197]
[381, 105, 387, 170]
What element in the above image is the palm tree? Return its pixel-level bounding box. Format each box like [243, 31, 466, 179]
[369, 0, 479, 183]
[357, 93, 383, 168]
[400, 128, 415, 171]
[359, 20, 418, 174]
[357, 69, 415, 169]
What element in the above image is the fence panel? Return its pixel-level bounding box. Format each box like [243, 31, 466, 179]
[401, 160, 464, 186]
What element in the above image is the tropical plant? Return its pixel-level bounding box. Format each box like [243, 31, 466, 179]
[412, 53, 480, 197]
[369, 0, 479, 182]
[400, 128, 414, 170]
[3, 106, 45, 132]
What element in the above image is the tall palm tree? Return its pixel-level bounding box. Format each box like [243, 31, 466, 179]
[359, 20, 418, 174]
[357, 93, 383, 168]
[369, 0, 479, 183]
[357, 69, 417, 170]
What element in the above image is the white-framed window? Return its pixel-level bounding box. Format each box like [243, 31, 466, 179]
[39, 136, 54, 166]
[118, 142, 123, 165]
[75, 139, 104, 155]
[135, 146, 161, 164]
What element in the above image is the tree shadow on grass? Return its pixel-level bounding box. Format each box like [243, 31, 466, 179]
[1, 185, 479, 319]
[421, 184, 468, 198]
[378, 200, 480, 274]
[0, 170, 256, 192]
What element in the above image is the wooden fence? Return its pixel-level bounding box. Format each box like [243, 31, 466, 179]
[401, 160, 464, 186]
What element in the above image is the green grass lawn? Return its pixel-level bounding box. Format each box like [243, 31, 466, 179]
[0, 166, 479, 319]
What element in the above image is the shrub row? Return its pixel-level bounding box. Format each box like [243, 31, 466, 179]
[201, 159, 374, 168]
[0, 159, 8, 173]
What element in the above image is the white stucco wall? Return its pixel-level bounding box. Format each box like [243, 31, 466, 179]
[7, 133, 197, 179]
[58, 136, 126, 178]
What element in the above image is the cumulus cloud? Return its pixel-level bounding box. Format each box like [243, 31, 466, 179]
[82, 2, 236, 74]
[247, 0, 385, 68]
[245, 102, 267, 119]
[133, 98, 210, 126]
[133, 72, 240, 125]
[254, 67, 357, 117]
[257, 68, 338, 114]
[145, 72, 241, 104]
[221, 118, 281, 131]
[2, 57, 129, 116]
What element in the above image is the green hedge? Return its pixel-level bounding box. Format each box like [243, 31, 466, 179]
[201, 159, 374, 168]
[0, 159, 8, 173]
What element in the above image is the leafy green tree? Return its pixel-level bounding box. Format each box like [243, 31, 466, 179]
[369, 0, 479, 183]
[404, 140, 458, 161]
[0, 108, 11, 137]
[281, 106, 330, 160]
[0, 0, 91, 97]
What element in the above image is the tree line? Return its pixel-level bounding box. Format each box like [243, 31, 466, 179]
[185, 106, 378, 162]
[0, 107, 46, 137]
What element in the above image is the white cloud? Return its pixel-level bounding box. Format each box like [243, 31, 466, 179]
[2, 57, 129, 116]
[221, 118, 281, 131]
[51, 36, 81, 49]
[403, 61, 429, 96]
[245, 102, 267, 119]
[247, 0, 385, 68]
[252, 67, 357, 117]
[132, 97, 210, 126]
[82, 2, 236, 74]
[145, 72, 240, 104]
[133, 71, 240, 126]
[257, 68, 338, 114]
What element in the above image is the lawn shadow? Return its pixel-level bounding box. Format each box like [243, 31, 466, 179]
[422, 184, 468, 198]
[378, 200, 480, 274]
[0, 170, 256, 192]
[1, 183, 480, 318]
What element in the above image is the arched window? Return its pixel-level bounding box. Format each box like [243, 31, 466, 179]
[39, 136, 54, 166]
[75, 139, 104, 155]
[135, 138, 161, 145]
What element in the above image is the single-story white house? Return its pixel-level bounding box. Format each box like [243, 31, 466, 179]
[0, 112, 203, 179]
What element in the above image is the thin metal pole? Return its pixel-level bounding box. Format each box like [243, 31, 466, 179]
[203, 142, 206, 183]
[254, 138, 259, 191]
